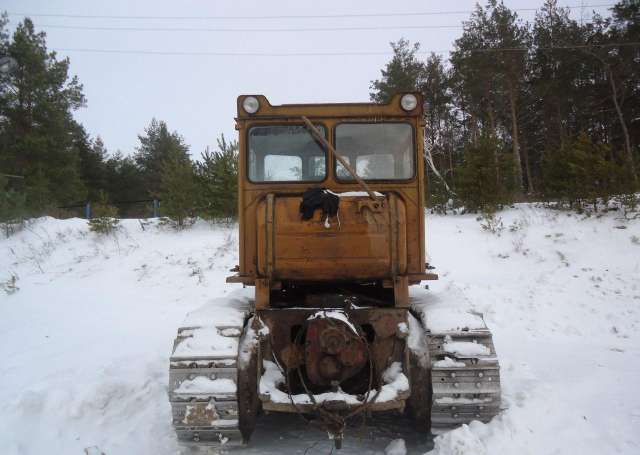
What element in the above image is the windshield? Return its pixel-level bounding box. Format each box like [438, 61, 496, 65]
[335, 123, 414, 180]
[248, 125, 326, 182]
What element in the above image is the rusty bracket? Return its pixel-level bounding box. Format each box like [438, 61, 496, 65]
[357, 199, 385, 224]
[357, 199, 385, 214]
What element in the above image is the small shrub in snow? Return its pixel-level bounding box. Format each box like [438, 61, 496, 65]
[631, 235, 640, 246]
[187, 258, 204, 284]
[512, 236, 528, 255]
[1, 219, 26, 238]
[88, 192, 120, 235]
[157, 215, 195, 230]
[620, 193, 640, 220]
[1, 273, 19, 295]
[508, 214, 530, 233]
[138, 219, 152, 231]
[556, 250, 570, 267]
[479, 210, 504, 235]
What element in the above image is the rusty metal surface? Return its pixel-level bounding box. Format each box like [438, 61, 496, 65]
[304, 317, 367, 387]
[260, 392, 410, 414]
[259, 308, 408, 397]
[255, 194, 407, 282]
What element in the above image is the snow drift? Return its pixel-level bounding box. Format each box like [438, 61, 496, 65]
[1, 205, 639, 454]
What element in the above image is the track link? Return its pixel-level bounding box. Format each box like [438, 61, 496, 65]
[169, 325, 243, 446]
[427, 328, 501, 432]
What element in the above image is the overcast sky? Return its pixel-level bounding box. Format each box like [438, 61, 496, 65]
[2, 0, 615, 160]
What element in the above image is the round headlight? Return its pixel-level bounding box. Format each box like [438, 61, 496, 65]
[242, 96, 260, 114]
[400, 94, 418, 111]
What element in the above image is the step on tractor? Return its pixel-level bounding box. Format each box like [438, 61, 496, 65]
[168, 93, 501, 449]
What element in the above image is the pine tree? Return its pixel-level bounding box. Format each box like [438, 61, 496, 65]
[425, 167, 453, 213]
[455, 134, 516, 211]
[103, 151, 145, 215]
[582, 2, 639, 187]
[159, 148, 197, 228]
[24, 167, 51, 213]
[450, 1, 531, 192]
[0, 17, 87, 212]
[195, 134, 239, 220]
[491, 1, 529, 192]
[370, 39, 426, 103]
[135, 119, 190, 196]
[530, 2, 587, 153]
[543, 132, 623, 210]
[370, 1, 639, 211]
[451, 3, 502, 141]
[370, 41, 458, 205]
[422, 53, 458, 205]
[77, 131, 108, 201]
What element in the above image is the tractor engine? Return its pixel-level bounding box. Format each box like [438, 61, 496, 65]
[260, 307, 410, 400]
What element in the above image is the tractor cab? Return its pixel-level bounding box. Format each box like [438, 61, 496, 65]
[227, 93, 437, 309]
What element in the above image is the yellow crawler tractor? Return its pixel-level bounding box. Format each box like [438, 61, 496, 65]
[168, 94, 501, 448]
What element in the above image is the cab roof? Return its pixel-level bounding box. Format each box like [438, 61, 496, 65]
[236, 93, 423, 120]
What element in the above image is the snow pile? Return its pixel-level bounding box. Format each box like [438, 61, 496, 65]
[435, 396, 493, 406]
[181, 291, 250, 328]
[407, 312, 430, 368]
[421, 307, 487, 333]
[433, 357, 466, 368]
[238, 318, 259, 365]
[258, 360, 290, 403]
[337, 191, 384, 197]
[385, 438, 407, 455]
[259, 360, 362, 405]
[307, 309, 358, 334]
[442, 336, 490, 357]
[172, 326, 238, 358]
[174, 377, 236, 395]
[259, 360, 408, 406]
[1, 204, 639, 454]
[419, 204, 640, 455]
[376, 362, 409, 402]
[0, 218, 240, 455]
[430, 424, 487, 455]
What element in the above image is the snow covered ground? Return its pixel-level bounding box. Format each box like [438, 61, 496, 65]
[1, 205, 639, 455]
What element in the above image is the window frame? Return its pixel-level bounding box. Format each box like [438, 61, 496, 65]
[246, 122, 329, 184]
[332, 121, 417, 183]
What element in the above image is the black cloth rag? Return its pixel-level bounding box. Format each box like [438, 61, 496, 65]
[299, 187, 339, 221]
